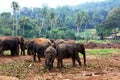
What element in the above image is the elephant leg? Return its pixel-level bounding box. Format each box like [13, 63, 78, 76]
[61, 59, 64, 68]
[48, 58, 54, 70]
[72, 56, 76, 67]
[22, 49, 25, 56]
[51, 58, 54, 68]
[20, 50, 22, 55]
[0, 47, 4, 56]
[0, 51, 4, 56]
[75, 54, 81, 66]
[33, 52, 36, 62]
[16, 46, 19, 56]
[27, 49, 31, 55]
[57, 58, 61, 68]
[10, 50, 14, 56]
[21, 49, 25, 55]
[37, 53, 41, 62]
[50, 57, 54, 69]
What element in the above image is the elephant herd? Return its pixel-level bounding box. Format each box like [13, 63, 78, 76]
[0, 36, 86, 70]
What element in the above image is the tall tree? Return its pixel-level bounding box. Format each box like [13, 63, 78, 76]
[41, 4, 49, 35]
[83, 12, 89, 40]
[11, 1, 20, 36]
[19, 16, 29, 37]
[0, 12, 12, 35]
[74, 10, 87, 39]
[103, 7, 120, 39]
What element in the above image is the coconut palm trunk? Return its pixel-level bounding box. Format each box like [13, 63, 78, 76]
[11, 1, 19, 36]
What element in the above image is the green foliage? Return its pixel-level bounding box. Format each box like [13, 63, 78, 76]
[98, 7, 120, 38]
[105, 7, 120, 28]
[0, 0, 120, 39]
[96, 24, 112, 39]
[86, 48, 118, 55]
[1, 27, 11, 35]
[47, 27, 76, 39]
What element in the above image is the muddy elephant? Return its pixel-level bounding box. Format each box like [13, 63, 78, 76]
[30, 38, 52, 62]
[44, 46, 57, 70]
[56, 43, 86, 69]
[0, 36, 25, 56]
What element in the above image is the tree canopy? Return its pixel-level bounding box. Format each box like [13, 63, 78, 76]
[0, 0, 120, 40]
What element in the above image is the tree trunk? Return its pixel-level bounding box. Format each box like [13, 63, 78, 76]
[23, 22, 25, 37]
[12, 16, 14, 36]
[15, 11, 17, 36]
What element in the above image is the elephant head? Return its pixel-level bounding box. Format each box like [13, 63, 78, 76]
[17, 36, 24, 45]
[76, 43, 86, 66]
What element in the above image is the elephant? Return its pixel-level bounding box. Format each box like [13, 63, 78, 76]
[44, 46, 57, 70]
[56, 42, 86, 69]
[20, 39, 28, 55]
[17, 36, 25, 56]
[0, 36, 25, 56]
[25, 38, 39, 55]
[26, 40, 34, 55]
[29, 38, 52, 62]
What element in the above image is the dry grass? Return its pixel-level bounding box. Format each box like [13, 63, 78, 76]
[0, 50, 120, 80]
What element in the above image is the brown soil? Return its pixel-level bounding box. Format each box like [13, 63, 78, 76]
[0, 52, 120, 80]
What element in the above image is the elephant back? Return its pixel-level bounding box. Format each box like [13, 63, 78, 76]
[54, 39, 66, 47]
[34, 38, 52, 46]
[0, 36, 15, 41]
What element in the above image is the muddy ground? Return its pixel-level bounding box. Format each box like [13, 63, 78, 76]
[0, 50, 120, 80]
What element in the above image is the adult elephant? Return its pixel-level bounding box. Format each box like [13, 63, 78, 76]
[0, 36, 24, 56]
[32, 38, 52, 62]
[25, 38, 39, 55]
[56, 42, 86, 69]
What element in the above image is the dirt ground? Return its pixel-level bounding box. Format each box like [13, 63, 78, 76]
[0, 51, 120, 80]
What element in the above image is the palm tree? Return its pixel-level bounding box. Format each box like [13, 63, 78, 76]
[74, 11, 85, 34]
[21, 16, 29, 37]
[11, 1, 20, 36]
[83, 12, 89, 40]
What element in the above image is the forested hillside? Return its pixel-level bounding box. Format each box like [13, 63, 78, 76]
[0, 0, 120, 39]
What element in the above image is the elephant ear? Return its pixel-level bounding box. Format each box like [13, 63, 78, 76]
[76, 43, 84, 52]
[18, 36, 24, 44]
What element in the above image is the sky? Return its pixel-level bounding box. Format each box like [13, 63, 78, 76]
[0, 0, 104, 13]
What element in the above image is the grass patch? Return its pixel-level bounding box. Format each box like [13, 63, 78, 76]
[0, 59, 46, 79]
[3, 51, 11, 55]
[0, 60, 29, 79]
[3, 50, 28, 56]
[86, 48, 119, 55]
[87, 40, 109, 44]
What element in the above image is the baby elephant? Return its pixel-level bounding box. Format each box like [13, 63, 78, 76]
[44, 46, 57, 70]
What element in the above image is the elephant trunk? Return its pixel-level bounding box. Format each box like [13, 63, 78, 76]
[45, 56, 53, 70]
[83, 50, 86, 66]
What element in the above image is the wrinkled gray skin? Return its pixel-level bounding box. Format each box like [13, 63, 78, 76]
[44, 46, 57, 70]
[25, 40, 34, 55]
[54, 39, 75, 48]
[32, 38, 52, 62]
[0, 36, 25, 56]
[56, 43, 86, 69]
[20, 39, 27, 56]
